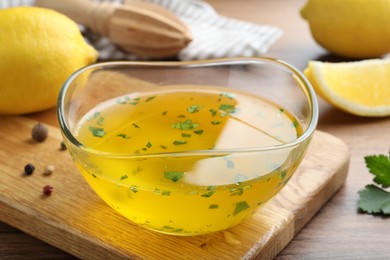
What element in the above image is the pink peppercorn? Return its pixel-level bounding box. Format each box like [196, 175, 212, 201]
[42, 185, 53, 196]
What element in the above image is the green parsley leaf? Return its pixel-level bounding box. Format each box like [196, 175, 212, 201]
[201, 186, 216, 197]
[117, 133, 130, 139]
[120, 175, 128, 180]
[86, 111, 100, 121]
[219, 104, 236, 113]
[187, 105, 201, 113]
[145, 96, 156, 102]
[146, 142, 152, 148]
[211, 121, 222, 125]
[280, 170, 287, 180]
[358, 184, 390, 214]
[130, 186, 138, 193]
[233, 201, 250, 216]
[132, 123, 140, 128]
[193, 130, 203, 135]
[89, 126, 106, 138]
[171, 119, 199, 130]
[181, 133, 192, 138]
[173, 140, 187, 145]
[162, 190, 171, 196]
[220, 92, 235, 99]
[364, 153, 390, 188]
[96, 117, 104, 126]
[164, 171, 184, 182]
[209, 204, 219, 209]
[209, 109, 217, 117]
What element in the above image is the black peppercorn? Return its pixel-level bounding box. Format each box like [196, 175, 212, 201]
[24, 163, 35, 175]
[32, 123, 48, 142]
[60, 141, 67, 151]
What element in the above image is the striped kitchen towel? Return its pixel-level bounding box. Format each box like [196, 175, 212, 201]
[1, 0, 283, 61]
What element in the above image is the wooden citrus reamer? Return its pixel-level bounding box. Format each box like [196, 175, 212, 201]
[35, 0, 193, 58]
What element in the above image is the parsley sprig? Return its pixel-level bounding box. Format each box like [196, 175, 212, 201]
[357, 150, 390, 215]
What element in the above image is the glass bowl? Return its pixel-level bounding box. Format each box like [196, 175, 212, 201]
[58, 57, 318, 236]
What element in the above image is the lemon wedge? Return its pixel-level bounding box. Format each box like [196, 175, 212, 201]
[304, 59, 390, 117]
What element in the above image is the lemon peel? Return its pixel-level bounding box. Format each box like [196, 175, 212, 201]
[304, 59, 390, 117]
[0, 7, 98, 115]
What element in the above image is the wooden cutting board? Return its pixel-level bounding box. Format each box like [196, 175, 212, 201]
[0, 115, 349, 260]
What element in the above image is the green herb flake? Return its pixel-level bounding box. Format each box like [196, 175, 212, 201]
[209, 109, 217, 116]
[89, 126, 106, 138]
[230, 185, 252, 196]
[201, 186, 216, 197]
[233, 201, 250, 216]
[219, 104, 236, 113]
[145, 96, 156, 102]
[181, 133, 192, 138]
[177, 114, 186, 118]
[162, 190, 171, 196]
[162, 110, 168, 116]
[187, 105, 201, 113]
[162, 225, 174, 230]
[120, 175, 128, 180]
[92, 111, 100, 119]
[116, 98, 127, 105]
[280, 171, 287, 180]
[193, 130, 203, 135]
[221, 92, 235, 99]
[293, 120, 299, 127]
[130, 186, 138, 193]
[279, 108, 285, 113]
[146, 142, 152, 148]
[173, 140, 187, 145]
[164, 171, 184, 182]
[117, 133, 130, 139]
[226, 159, 234, 169]
[171, 119, 199, 130]
[209, 204, 219, 209]
[160, 145, 167, 150]
[129, 101, 139, 106]
[132, 123, 140, 128]
[96, 117, 104, 126]
[211, 121, 222, 125]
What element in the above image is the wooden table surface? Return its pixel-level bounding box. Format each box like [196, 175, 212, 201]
[1, 0, 389, 259]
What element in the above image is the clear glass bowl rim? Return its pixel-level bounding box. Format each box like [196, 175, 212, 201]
[57, 57, 319, 158]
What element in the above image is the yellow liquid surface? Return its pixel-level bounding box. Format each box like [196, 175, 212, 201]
[72, 85, 305, 235]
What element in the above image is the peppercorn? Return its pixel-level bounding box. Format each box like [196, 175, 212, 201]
[32, 123, 48, 142]
[42, 185, 53, 196]
[60, 141, 67, 151]
[43, 165, 55, 176]
[24, 163, 35, 175]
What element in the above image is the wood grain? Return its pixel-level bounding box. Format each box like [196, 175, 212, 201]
[0, 116, 348, 259]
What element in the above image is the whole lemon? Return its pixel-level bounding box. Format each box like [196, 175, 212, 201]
[301, 0, 390, 59]
[0, 7, 98, 115]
